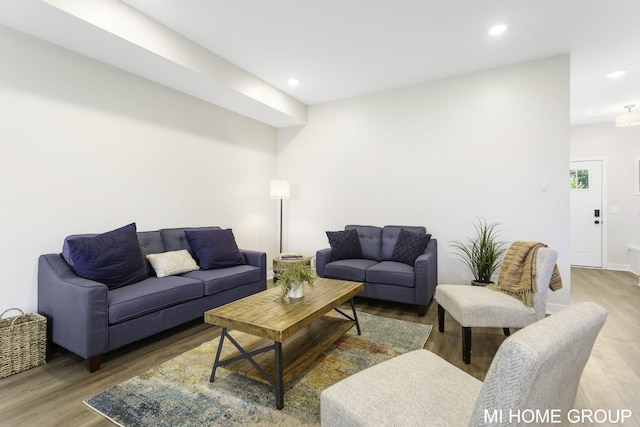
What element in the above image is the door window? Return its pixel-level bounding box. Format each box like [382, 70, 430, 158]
[569, 169, 589, 190]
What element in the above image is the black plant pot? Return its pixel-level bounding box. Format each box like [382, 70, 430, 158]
[471, 280, 494, 286]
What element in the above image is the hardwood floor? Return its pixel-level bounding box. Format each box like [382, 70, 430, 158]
[571, 268, 640, 426]
[1, 268, 638, 426]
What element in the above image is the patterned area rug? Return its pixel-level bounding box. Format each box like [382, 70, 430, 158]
[84, 312, 432, 426]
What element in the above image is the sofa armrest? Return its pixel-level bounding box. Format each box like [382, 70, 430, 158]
[315, 248, 333, 277]
[37, 254, 109, 359]
[241, 249, 267, 290]
[414, 239, 438, 305]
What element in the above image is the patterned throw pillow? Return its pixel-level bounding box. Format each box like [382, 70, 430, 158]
[146, 250, 199, 278]
[390, 229, 431, 266]
[326, 229, 363, 261]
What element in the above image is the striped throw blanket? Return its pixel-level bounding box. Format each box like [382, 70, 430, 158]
[488, 241, 562, 306]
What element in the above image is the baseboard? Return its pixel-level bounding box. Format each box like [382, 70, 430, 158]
[605, 262, 631, 272]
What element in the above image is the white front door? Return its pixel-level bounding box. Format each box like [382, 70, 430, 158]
[570, 160, 603, 267]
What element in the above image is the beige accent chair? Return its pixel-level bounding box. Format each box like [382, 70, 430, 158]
[435, 246, 558, 364]
[320, 302, 606, 427]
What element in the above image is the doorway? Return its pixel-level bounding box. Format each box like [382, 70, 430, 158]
[570, 160, 603, 267]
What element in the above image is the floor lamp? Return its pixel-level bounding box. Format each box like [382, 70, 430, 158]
[270, 178, 290, 254]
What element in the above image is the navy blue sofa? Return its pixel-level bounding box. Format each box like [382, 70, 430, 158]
[316, 225, 437, 315]
[38, 226, 266, 372]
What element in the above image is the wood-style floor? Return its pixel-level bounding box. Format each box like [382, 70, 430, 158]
[1, 268, 638, 426]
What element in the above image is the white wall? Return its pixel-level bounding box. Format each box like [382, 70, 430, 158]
[0, 23, 574, 314]
[0, 25, 278, 313]
[278, 55, 572, 311]
[571, 122, 640, 270]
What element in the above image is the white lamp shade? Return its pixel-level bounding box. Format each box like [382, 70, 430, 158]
[616, 111, 640, 127]
[270, 179, 290, 199]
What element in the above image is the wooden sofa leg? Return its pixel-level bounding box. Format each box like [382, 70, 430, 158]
[463, 327, 471, 364]
[503, 328, 511, 336]
[418, 305, 427, 316]
[84, 355, 102, 373]
[437, 304, 445, 332]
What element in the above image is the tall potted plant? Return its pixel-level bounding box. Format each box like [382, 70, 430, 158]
[276, 261, 316, 298]
[450, 218, 507, 286]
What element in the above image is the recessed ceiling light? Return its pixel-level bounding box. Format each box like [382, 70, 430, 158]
[288, 78, 300, 87]
[489, 24, 507, 36]
[606, 70, 627, 78]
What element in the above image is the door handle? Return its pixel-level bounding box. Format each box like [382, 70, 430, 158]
[594, 220, 600, 224]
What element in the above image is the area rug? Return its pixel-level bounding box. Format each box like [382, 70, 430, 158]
[84, 312, 432, 426]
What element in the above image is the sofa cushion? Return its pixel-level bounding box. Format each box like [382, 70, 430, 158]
[160, 227, 221, 252]
[346, 225, 382, 261]
[146, 250, 199, 278]
[108, 276, 204, 324]
[381, 226, 427, 260]
[324, 259, 378, 282]
[366, 261, 415, 287]
[326, 229, 362, 261]
[183, 265, 262, 296]
[185, 229, 246, 269]
[391, 229, 432, 266]
[67, 223, 148, 289]
[137, 231, 165, 256]
[137, 230, 166, 275]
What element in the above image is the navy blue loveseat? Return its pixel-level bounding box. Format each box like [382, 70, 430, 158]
[316, 225, 437, 315]
[38, 224, 266, 371]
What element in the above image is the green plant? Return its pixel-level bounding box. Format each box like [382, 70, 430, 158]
[450, 218, 508, 284]
[276, 261, 316, 298]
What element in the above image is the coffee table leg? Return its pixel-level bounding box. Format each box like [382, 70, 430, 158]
[275, 341, 284, 409]
[350, 298, 361, 335]
[209, 327, 227, 382]
[334, 299, 362, 336]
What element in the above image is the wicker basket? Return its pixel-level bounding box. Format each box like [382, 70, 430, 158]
[0, 308, 47, 378]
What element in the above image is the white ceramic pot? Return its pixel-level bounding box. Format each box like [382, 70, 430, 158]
[288, 283, 304, 299]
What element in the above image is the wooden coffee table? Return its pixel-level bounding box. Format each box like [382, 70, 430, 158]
[205, 278, 363, 409]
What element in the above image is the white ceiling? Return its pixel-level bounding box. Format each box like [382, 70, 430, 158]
[2, 0, 640, 127]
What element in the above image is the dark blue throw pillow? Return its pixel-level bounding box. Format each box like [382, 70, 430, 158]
[390, 229, 431, 266]
[185, 228, 246, 270]
[326, 229, 363, 261]
[67, 223, 148, 289]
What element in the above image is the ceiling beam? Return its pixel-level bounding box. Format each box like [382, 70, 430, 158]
[0, 0, 307, 127]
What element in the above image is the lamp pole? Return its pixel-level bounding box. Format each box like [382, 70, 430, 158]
[270, 179, 290, 255]
[279, 197, 284, 254]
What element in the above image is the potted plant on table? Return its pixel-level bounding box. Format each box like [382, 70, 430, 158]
[450, 217, 508, 286]
[276, 261, 316, 299]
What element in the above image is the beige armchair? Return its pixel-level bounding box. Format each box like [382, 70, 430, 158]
[320, 302, 606, 427]
[435, 246, 558, 363]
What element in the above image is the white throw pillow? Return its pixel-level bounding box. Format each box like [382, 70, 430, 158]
[146, 250, 199, 278]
